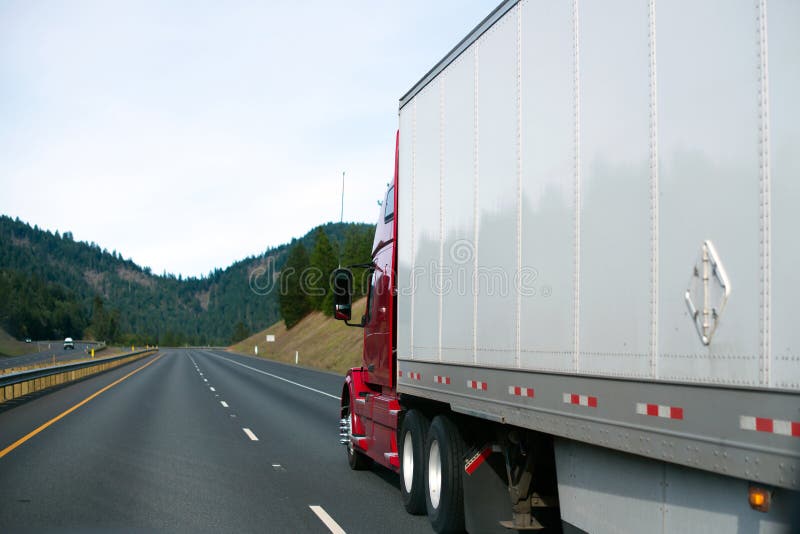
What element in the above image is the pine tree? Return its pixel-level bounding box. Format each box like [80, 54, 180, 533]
[341, 226, 374, 298]
[309, 228, 338, 313]
[231, 321, 250, 343]
[279, 241, 312, 329]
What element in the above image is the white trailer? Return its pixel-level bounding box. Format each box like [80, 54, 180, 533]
[394, 1, 799, 532]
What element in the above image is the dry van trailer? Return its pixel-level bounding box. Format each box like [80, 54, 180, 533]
[391, 0, 799, 532]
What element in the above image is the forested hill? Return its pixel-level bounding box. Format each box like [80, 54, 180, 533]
[0, 215, 374, 346]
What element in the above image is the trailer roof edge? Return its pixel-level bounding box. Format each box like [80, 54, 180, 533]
[398, 0, 519, 110]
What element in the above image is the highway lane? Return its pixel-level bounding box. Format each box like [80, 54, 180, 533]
[0, 340, 100, 370]
[0, 348, 431, 533]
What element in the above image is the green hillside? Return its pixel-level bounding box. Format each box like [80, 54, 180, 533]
[0, 215, 374, 346]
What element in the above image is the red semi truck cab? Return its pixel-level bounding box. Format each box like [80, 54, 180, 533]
[337, 132, 402, 473]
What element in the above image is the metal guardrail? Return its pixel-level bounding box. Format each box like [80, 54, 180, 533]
[0, 349, 157, 404]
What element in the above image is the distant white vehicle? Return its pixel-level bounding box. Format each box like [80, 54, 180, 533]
[63, 337, 75, 350]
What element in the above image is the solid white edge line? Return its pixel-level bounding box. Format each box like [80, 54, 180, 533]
[220, 401, 229, 408]
[309, 505, 346, 534]
[243, 428, 258, 441]
[208, 354, 338, 400]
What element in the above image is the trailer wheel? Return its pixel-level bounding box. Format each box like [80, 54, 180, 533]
[343, 401, 370, 470]
[425, 415, 465, 533]
[399, 410, 430, 515]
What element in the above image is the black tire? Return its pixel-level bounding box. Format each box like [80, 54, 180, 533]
[425, 415, 466, 533]
[343, 401, 371, 470]
[399, 410, 430, 515]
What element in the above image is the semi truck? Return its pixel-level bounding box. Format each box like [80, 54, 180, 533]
[332, 1, 799, 532]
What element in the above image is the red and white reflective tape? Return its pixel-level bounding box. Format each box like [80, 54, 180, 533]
[464, 446, 493, 475]
[408, 372, 422, 381]
[398, 370, 403, 377]
[467, 380, 488, 391]
[740, 416, 800, 437]
[636, 403, 684, 420]
[563, 392, 598, 408]
[508, 386, 534, 398]
[434, 375, 451, 385]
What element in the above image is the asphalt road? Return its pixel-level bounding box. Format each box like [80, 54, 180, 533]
[0, 341, 99, 370]
[0, 349, 431, 533]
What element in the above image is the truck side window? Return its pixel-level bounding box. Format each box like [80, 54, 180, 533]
[364, 271, 375, 323]
[384, 186, 394, 223]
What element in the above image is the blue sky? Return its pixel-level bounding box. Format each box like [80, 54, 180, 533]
[0, 0, 496, 277]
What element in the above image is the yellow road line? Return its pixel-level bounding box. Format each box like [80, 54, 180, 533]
[0, 353, 163, 460]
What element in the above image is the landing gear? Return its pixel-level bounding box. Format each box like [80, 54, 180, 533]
[425, 415, 466, 533]
[500, 431, 540, 530]
[399, 410, 430, 515]
[499, 431, 560, 531]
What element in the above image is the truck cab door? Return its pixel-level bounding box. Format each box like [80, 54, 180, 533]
[363, 244, 393, 388]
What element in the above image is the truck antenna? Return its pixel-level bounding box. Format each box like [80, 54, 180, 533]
[340, 171, 345, 225]
[338, 171, 345, 268]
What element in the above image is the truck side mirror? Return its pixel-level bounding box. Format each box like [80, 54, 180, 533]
[332, 268, 353, 321]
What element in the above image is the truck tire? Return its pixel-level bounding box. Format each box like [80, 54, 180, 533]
[399, 410, 430, 515]
[343, 401, 371, 470]
[425, 415, 466, 533]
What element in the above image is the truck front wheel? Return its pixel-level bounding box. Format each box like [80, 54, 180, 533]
[399, 409, 430, 515]
[425, 415, 466, 533]
[343, 400, 370, 470]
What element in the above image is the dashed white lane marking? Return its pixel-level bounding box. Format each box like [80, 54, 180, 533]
[204, 378, 208, 382]
[210, 387, 216, 392]
[309, 505, 346, 534]
[208, 354, 338, 400]
[220, 401, 229, 408]
[242, 428, 258, 441]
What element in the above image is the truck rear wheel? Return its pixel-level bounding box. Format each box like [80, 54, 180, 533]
[425, 415, 466, 533]
[399, 410, 430, 515]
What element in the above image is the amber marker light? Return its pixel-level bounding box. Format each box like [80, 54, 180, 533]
[748, 486, 771, 513]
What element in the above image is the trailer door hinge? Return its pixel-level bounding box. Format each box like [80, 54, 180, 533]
[684, 240, 731, 345]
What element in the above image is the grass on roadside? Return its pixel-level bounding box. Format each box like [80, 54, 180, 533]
[229, 298, 367, 376]
[0, 327, 34, 357]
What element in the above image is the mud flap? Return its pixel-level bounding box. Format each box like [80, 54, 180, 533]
[463, 447, 513, 534]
